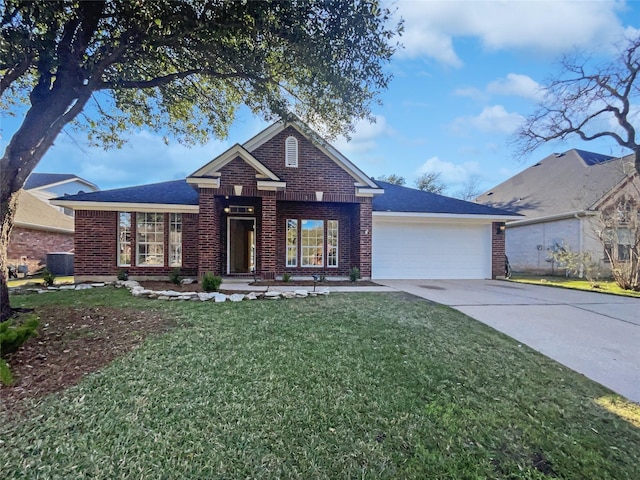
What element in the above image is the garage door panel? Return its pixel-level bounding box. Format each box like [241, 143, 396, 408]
[372, 219, 491, 279]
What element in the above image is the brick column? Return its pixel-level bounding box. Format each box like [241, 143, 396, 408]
[491, 222, 506, 279]
[358, 201, 372, 279]
[260, 193, 277, 279]
[198, 189, 221, 277]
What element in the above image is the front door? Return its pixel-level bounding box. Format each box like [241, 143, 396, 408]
[227, 217, 256, 274]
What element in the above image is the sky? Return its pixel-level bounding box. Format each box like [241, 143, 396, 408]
[3, 0, 640, 196]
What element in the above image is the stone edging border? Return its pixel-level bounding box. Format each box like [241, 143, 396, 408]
[10, 280, 330, 303]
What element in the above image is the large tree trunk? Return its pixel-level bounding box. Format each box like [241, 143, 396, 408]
[0, 189, 19, 321]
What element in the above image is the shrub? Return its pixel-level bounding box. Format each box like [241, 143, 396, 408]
[0, 359, 13, 386]
[0, 314, 39, 385]
[169, 268, 183, 285]
[117, 269, 129, 281]
[202, 272, 222, 292]
[42, 268, 55, 286]
[282, 272, 292, 283]
[349, 266, 360, 282]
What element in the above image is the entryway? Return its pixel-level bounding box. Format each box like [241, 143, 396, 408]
[227, 217, 255, 274]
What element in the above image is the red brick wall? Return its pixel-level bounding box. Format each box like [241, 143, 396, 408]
[75, 210, 198, 278]
[260, 194, 277, 279]
[252, 127, 357, 195]
[8, 226, 73, 267]
[219, 157, 260, 189]
[492, 222, 506, 279]
[276, 202, 355, 277]
[198, 190, 222, 277]
[358, 202, 373, 278]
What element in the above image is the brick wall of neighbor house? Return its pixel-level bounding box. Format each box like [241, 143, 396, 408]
[276, 201, 354, 277]
[252, 127, 357, 195]
[8, 226, 74, 270]
[491, 222, 506, 279]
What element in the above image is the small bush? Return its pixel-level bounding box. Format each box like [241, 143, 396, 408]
[202, 272, 222, 292]
[169, 268, 183, 285]
[0, 359, 13, 386]
[42, 269, 55, 286]
[349, 267, 360, 282]
[117, 269, 129, 281]
[1, 314, 40, 356]
[282, 272, 292, 283]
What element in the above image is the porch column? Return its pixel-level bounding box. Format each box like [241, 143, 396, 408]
[198, 189, 221, 277]
[358, 201, 372, 279]
[261, 193, 277, 279]
[491, 221, 506, 279]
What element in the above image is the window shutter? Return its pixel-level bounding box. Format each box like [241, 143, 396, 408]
[285, 136, 298, 167]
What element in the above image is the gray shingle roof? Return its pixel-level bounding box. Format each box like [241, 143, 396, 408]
[25, 173, 78, 190]
[372, 181, 518, 216]
[55, 179, 198, 205]
[475, 149, 635, 219]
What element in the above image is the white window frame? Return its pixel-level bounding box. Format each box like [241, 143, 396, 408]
[169, 213, 182, 267]
[118, 212, 131, 266]
[285, 136, 298, 168]
[301, 219, 324, 267]
[327, 220, 339, 267]
[136, 213, 164, 266]
[286, 219, 298, 267]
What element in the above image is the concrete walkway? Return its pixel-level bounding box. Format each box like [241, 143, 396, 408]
[378, 279, 640, 403]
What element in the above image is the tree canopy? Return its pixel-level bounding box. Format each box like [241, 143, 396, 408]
[414, 172, 445, 194]
[0, 0, 401, 320]
[376, 174, 405, 186]
[514, 35, 640, 173]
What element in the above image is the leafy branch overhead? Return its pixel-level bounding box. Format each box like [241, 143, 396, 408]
[513, 35, 640, 173]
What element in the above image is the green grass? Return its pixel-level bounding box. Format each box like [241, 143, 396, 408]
[510, 274, 640, 298]
[2, 289, 640, 479]
[7, 275, 74, 288]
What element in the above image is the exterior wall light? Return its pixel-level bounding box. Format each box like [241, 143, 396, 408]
[496, 223, 506, 234]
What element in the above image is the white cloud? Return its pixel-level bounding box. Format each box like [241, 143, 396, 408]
[486, 74, 545, 101]
[416, 155, 481, 185]
[332, 115, 394, 155]
[453, 105, 524, 135]
[396, 0, 628, 65]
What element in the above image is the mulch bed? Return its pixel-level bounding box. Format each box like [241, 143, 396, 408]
[1, 306, 174, 413]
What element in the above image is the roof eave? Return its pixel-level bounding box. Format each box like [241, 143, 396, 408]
[51, 200, 199, 213]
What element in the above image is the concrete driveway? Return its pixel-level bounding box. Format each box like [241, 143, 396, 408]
[378, 279, 640, 403]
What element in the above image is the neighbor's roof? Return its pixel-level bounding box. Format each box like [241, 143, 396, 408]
[15, 190, 74, 233]
[372, 181, 519, 217]
[475, 149, 635, 219]
[52, 179, 198, 207]
[25, 172, 98, 191]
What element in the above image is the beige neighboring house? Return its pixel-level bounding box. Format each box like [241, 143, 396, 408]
[8, 173, 99, 273]
[476, 149, 640, 275]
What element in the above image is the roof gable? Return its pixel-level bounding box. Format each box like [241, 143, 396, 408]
[25, 173, 98, 192]
[476, 149, 635, 219]
[243, 120, 381, 190]
[15, 190, 74, 233]
[188, 144, 280, 183]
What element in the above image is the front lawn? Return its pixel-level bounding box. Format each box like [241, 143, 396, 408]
[2, 288, 639, 479]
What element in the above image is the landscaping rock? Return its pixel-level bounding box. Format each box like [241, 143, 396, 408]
[180, 278, 196, 285]
[229, 294, 245, 302]
[294, 289, 309, 298]
[157, 296, 170, 300]
[117, 280, 141, 289]
[245, 292, 258, 300]
[75, 284, 94, 290]
[197, 292, 213, 301]
[59, 285, 76, 290]
[91, 283, 106, 287]
[264, 291, 281, 299]
[213, 293, 227, 303]
[281, 291, 296, 299]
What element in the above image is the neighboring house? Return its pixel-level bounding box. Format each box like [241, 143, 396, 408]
[8, 173, 100, 272]
[476, 149, 640, 274]
[52, 121, 517, 282]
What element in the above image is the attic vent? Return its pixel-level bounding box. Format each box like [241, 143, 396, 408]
[285, 136, 298, 168]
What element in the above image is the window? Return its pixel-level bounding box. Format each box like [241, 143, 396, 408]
[603, 228, 635, 263]
[137, 213, 164, 266]
[118, 212, 131, 266]
[285, 136, 298, 167]
[327, 220, 338, 267]
[301, 220, 324, 267]
[618, 228, 633, 262]
[169, 213, 182, 267]
[286, 219, 298, 267]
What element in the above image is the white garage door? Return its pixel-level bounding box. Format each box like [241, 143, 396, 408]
[372, 217, 492, 279]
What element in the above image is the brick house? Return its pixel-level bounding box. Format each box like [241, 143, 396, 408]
[53, 121, 518, 282]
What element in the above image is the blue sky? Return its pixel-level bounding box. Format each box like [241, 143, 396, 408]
[3, 0, 640, 195]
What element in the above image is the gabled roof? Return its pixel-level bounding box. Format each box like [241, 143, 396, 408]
[188, 144, 281, 181]
[25, 172, 98, 192]
[373, 181, 520, 218]
[15, 190, 74, 233]
[51, 180, 198, 212]
[475, 149, 635, 219]
[243, 120, 382, 191]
